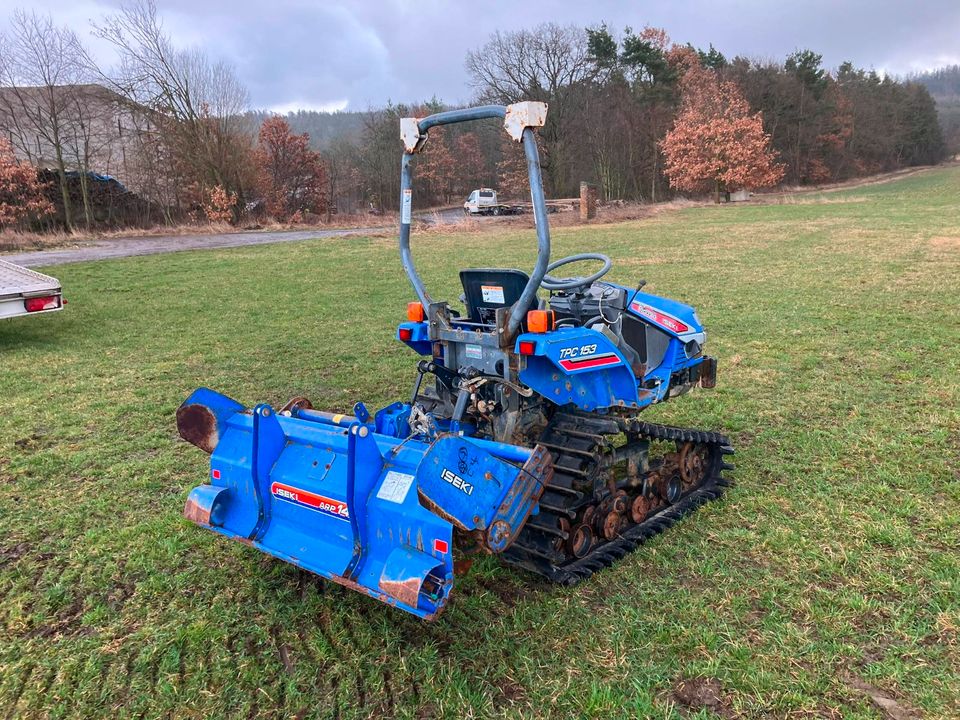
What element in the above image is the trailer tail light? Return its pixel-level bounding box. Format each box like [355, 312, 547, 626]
[407, 302, 425, 322]
[24, 295, 59, 313]
[518, 340, 536, 356]
[526, 309, 555, 333]
[399, 328, 413, 341]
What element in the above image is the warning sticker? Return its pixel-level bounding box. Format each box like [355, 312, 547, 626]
[464, 344, 483, 359]
[481, 285, 505, 303]
[376, 470, 415, 504]
[401, 189, 412, 224]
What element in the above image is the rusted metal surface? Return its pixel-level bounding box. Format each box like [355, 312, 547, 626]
[602, 511, 622, 540]
[679, 442, 709, 485]
[698, 356, 718, 389]
[176, 403, 219, 453]
[378, 575, 423, 608]
[485, 443, 553, 553]
[503, 101, 547, 142]
[631, 494, 652, 523]
[279, 396, 313, 414]
[568, 523, 593, 557]
[182, 484, 229, 527]
[183, 494, 212, 525]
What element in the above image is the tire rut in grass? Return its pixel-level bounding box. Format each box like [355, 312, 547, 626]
[2, 662, 33, 720]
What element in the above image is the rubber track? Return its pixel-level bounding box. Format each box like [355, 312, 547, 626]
[502, 414, 735, 585]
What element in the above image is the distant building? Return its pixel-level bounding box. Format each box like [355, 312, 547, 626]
[0, 83, 159, 197]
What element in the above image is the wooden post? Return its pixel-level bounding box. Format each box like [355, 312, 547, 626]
[580, 181, 597, 221]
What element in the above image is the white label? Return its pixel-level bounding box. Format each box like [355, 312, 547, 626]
[401, 189, 412, 224]
[480, 285, 505, 303]
[465, 344, 483, 359]
[376, 470, 415, 504]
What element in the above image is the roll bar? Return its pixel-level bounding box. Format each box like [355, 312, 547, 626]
[398, 102, 551, 337]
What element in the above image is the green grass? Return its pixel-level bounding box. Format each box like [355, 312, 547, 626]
[1, 165, 958, 719]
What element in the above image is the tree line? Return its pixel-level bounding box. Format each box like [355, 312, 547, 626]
[0, 10, 948, 233]
[911, 65, 960, 153]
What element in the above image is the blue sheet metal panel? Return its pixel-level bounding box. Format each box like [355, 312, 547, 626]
[627, 289, 703, 335]
[182, 390, 546, 617]
[374, 402, 412, 438]
[397, 321, 432, 354]
[515, 327, 641, 411]
[206, 419, 259, 538]
[250, 405, 286, 540]
[185, 393, 457, 617]
[415, 435, 530, 533]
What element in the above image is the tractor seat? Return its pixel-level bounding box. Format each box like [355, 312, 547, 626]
[459, 268, 529, 325]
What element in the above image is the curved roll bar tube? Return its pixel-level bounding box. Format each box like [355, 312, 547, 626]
[398, 102, 551, 337]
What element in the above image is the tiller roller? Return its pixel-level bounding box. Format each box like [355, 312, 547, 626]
[178, 102, 733, 619]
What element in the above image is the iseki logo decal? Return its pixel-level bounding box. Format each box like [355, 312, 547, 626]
[440, 468, 473, 495]
[271, 482, 350, 521]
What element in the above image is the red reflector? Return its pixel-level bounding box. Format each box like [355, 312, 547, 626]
[433, 539, 449, 554]
[399, 328, 413, 341]
[518, 340, 536, 356]
[24, 295, 59, 312]
[211, 469, 221, 480]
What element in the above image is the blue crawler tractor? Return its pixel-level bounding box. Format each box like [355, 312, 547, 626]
[177, 102, 733, 619]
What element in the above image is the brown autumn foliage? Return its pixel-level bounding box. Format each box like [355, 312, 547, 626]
[662, 62, 784, 201]
[255, 116, 328, 221]
[0, 137, 52, 229]
[452, 132, 486, 197]
[497, 134, 529, 199]
[416, 127, 456, 204]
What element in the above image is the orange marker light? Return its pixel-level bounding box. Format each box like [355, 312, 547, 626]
[407, 302, 425, 322]
[526, 309, 554, 333]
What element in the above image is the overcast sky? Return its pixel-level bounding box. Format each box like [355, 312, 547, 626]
[2, 0, 958, 112]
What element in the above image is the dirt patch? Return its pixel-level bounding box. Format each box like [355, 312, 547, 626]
[844, 674, 921, 720]
[496, 678, 528, 704]
[27, 596, 88, 639]
[671, 677, 739, 719]
[0, 541, 32, 568]
[929, 236, 960, 258]
[929, 236, 960, 248]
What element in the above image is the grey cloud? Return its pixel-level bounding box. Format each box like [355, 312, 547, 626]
[1, 0, 957, 111]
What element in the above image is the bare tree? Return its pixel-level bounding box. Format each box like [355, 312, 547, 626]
[94, 0, 254, 217]
[465, 24, 597, 195]
[0, 10, 95, 230]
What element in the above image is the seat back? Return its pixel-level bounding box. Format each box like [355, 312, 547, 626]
[459, 268, 530, 324]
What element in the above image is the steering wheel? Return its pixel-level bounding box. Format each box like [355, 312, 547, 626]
[541, 253, 612, 292]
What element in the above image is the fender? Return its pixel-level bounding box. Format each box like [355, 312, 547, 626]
[515, 327, 644, 411]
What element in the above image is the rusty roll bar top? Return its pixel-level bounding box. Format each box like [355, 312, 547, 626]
[398, 102, 550, 338]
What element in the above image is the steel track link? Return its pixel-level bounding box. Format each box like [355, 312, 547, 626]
[502, 413, 735, 584]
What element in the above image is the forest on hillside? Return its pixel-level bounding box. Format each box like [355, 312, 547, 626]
[0, 3, 948, 231]
[295, 25, 945, 213]
[912, 65, 960, 154]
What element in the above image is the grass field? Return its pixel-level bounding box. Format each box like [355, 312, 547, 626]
[1, 166, 958, 719]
